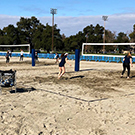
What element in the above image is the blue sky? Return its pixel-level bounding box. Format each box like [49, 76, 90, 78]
[1, 0, 135, 16]
[0, 0, 135, 37]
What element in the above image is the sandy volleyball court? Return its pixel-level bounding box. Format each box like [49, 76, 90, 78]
[0, 56, 135, 135]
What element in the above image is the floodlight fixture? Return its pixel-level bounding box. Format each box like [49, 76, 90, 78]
[50, 8, 57, 15]
[102, 16, 108, 21]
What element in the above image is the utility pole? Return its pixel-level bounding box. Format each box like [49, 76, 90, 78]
[50, 8, 57, 52]
[102, 16, 108, 53]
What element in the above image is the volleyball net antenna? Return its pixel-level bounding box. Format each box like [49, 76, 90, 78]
[0, 44, 30, 54]
[82, 43, 135, 57]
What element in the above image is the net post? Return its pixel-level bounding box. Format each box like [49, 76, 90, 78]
[75, 49, 80, 71]
[32, 49, 35, 66]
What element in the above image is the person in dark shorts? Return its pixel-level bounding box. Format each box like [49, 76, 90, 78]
[121, 52, 133, 79]
[58, 53, 71, 79]
[5, 51, 10, 63]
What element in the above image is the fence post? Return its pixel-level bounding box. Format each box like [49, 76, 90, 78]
[32, 49, 35, 66]
[75, 49, 80, 71]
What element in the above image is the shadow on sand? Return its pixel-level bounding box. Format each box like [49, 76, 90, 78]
[66, 69, 95, 74]
[79, 69, 95, 72]
[70, 75, 84, 79]
[10, 87, 36, 93]
[51, 69, 95, 75]
[131, 75, 135, 78]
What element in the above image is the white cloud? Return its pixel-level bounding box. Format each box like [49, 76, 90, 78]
[0, 15, 20, 29]
[40, 14, 135, 36]
[0, 13, 135, 37]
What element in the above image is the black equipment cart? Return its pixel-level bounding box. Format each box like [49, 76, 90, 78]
[0, 69, 16, 94]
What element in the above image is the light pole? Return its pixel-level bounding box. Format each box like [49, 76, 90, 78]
[102, 15, 108, 53]
[50, 8, 57, 52]
[85, 33, 88, 53]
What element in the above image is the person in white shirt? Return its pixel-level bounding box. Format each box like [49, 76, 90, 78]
[8, 49, 12, 57]
[20, 49, 24, 61]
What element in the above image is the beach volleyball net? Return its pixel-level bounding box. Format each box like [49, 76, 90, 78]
[82, 43, 135, 56]
[0, 44, 30, 54]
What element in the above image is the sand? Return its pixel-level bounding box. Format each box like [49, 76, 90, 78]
[0, 56, 135, 135]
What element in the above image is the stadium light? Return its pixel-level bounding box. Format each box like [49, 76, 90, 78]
[102, 16, 108, 53]
[50, 8, 57, 52]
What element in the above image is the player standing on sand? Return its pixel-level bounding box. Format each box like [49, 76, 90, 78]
[5, 50, 10, 63]
[20, 49, 24, 61]
[58, 53, 71, 79]
[55, 53, 59, 64]
[121, 52, 133, 79]
[35, 52, 39, 61]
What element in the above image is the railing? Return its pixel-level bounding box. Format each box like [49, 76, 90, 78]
[0, 52, 135, 63]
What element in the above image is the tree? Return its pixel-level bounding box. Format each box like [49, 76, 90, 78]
[129, 24, 135, 42]
[114, 32, 130, 52]
[94, 24, 104, 43]
[105, 30, 116, 52]
[17, 16, 41, 48]
[53, 24, 63, 51]
[63, 38, 70, 51]
[2, 25, 20, 44]
[115, 32, 129, 43]
[32, 23, 46, 49]
[104, 30, 116, 43]
[83, 24, 94, 43]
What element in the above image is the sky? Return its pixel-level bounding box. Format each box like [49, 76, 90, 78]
[0, 0, 135, 37]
